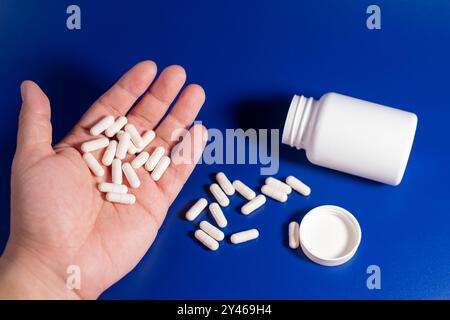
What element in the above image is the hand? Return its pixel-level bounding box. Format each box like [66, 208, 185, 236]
[0, 61, 207, 299]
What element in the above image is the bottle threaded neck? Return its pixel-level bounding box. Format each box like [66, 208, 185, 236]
[282, 94, 316, 150]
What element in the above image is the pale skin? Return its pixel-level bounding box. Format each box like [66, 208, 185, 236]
[0, 61, 207, 299]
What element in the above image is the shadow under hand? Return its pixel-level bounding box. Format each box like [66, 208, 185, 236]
[40, 62, 107, 143]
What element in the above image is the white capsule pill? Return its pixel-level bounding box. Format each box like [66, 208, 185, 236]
[116, 131, 131, 160]
[151, 156, 171, 181]
[289, 221, 300, 249]
[265, 177, 292, 194]
[200, 221, 225, 241]
[261, 184, 288, 202]
[216, 172, 235, 196]
[127, 141, 138, 155]
[125, 124, 144, 149]
[98, 182, 128, 194]
[230, 229, 259, 244]
[122, 162, 141, 188]
[101, 140, 117, 166]
[106, 192, 136, 205]
[116, 130, 124, 139]
[112, 158, 122, 184]
[209, 202, 228, 228]
[83, 152, 104, 177]
[286, 175, 311, 196]
[145, 146, 165, 171]
[209, 183, 230, 207]
[241, 194, 266, 215]
[137, 130, 156, 152]
[232, 180, 256, 200]
[105, 116, 127, 137]
[194, 229, 219, 251]
[131, 151, 149, 169]
[185, 198, 208, 221]
[81, 137, 109, 153]
[116, 130, 137, 155]
[90, 115, 115, 136]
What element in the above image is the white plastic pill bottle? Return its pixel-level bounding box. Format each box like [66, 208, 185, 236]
[282, 92, 418, 185]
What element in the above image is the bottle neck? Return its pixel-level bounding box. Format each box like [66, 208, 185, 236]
[282, 94, 318, 150]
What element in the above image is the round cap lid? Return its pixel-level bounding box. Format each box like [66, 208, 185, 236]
[299, 205, 361, 266]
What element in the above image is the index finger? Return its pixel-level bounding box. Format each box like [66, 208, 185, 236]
[57, 60, 157, 148]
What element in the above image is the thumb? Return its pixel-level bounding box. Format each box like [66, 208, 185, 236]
[16, 81, 54, 161]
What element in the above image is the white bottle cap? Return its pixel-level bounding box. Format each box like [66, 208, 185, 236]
[299, 205, 361, 267]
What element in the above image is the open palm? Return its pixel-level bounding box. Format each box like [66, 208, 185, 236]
[4, 61, 207, 299]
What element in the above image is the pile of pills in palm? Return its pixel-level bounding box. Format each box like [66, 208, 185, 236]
[186, 172, 311, 250]
[81, 115, 171, 204]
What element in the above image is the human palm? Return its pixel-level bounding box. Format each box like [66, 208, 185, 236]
[3, 61, 206, 299]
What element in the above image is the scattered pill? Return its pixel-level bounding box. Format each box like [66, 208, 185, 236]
[209, 202, 228, 228]
[81, 118, 311, 218]
[194, 229, 219, 251]
[90, 115, 115, 136]
[230, 229, 259, 244]
[265, 177, 292, 194]
[289, 221, 300, 249]
[261, 184, 288, 202]
[105, 116, 127, 137]
[131, 151, 149, 169]
[83, 152, 104, 177]
[185, 198, 208, 221]
[137, 130, 156, 152]
[122, 162, 141, 188]
[200, 221, 225, 241]
[112, 158, 122, 184]
[151, 156, 171, 181]
[106, 192, 136, 205]
[145, 146, 165, 172]
[209, 183, 230, 207]
[125, 124, 144, 149]
[232, 180, 256, 200]
[101, 140, 117, 166]
[286, 175, 311, 196]
[241, 194, 266, 215]
[98, 182, 128, 194]
[216, 172, 235, 196]
[116, 131, 131, 160]
[81, 137, 109, 153]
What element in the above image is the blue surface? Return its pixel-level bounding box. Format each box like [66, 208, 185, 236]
[0, 0, 449, 299]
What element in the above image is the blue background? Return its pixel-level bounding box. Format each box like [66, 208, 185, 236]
[0, 0, 449, 299]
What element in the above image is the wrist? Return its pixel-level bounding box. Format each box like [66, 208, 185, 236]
[0, 246, 82, 300]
